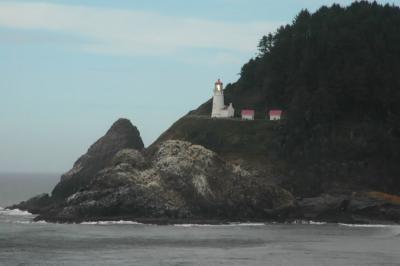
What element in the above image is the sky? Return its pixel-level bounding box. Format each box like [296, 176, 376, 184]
[0, 0, 398, 173]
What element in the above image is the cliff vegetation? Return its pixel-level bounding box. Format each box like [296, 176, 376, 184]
[185, 1, 400, 195]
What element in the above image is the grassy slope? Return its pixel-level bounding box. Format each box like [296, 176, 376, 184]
[149, 115, 279, 157]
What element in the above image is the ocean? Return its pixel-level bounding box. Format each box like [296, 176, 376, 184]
[0, 173, 59, 207]
[1, 173, 400, 266]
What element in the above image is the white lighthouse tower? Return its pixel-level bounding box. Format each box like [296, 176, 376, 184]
[211, 79, 234, 118]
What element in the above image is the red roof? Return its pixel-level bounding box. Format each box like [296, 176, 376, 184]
[269, 110, 282, 116]
[241, 109, 255, 116]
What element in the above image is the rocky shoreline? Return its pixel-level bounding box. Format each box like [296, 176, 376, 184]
[9, 119, 400, 225]
[31, 215, 400, 226]
[16, 192, 400, 225]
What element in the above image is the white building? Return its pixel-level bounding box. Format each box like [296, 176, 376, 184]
[269, 110, 282, 120]
[241, 109, 255, 120]
[211, 79, 234, 118]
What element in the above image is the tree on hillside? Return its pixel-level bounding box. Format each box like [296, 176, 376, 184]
[221, 1, 400, 190]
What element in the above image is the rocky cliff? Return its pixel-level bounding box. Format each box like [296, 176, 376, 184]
[52, 118, 144, 200]
[10, 119, 296, 223]
[10, 119, 400, 224]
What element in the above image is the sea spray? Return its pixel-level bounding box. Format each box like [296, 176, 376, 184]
[0, 207, 33, 216]
[80, 220, 143, 225]
[174, 222, 266, 227]
[339, 223, 400, 228]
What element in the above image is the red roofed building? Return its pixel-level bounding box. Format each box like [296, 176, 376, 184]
[269, 110, 282, 120]
[241, 109, 255, 120]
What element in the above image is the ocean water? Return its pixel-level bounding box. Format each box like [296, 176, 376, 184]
[1, 174, 400, 266]
[0, 173, 59, 207]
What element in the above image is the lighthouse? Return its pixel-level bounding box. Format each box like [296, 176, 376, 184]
[211, 79, 234, 118]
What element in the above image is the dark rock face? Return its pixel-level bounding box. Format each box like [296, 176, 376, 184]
[51, 118, 144, 200]
[297, 192, 400, 223]
[8, 193, 52, 214]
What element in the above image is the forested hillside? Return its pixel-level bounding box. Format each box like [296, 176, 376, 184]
[189, 1, 400, 193]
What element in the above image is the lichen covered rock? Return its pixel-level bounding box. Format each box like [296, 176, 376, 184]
[22, 133, 296, 223]
[111, 148, 147, 169]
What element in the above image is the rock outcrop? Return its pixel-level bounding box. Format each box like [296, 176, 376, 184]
[8, 193, 52, 215]
[9, 119, 400, 224]
[36, 138, 295, 222]
[51, 118, 144, 200]
[10, 118, 296, 223]
[297, 192, 400, 223]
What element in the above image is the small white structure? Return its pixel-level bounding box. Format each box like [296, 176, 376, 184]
[211, 79, 234, 118]
[241, 109, 255, 120]
[269, 110, 282, 120]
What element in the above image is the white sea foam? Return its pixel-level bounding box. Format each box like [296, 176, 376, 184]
[309, 221, 328, 225]
[291, 220, 328, 225]
[229, 222, 266, 226]
[174, 224, 218, 227]
[80, 220, 143, 225]
[0, 207, 33, 216]
[339, 223, 400, 228]
[35, 220, 48, 224]
[174, 222, 266, 227]
[1, 220, 47, 225]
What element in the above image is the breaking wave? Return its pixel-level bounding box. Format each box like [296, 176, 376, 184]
[174, 222, 266, 227]
[291, 220, 328, 225]
[339, 223, 400, 228]
[80, 220, 143, 225]
[0, 207, 33, 216]
[12, 220, 48, 224]
[309, 221, 328, 225]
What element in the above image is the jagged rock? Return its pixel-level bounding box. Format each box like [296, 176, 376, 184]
[21, 118, 400, 224]
[23, 136, 296, 222]
[46, 184, 190, 222]
[8, 193, 52, 214]
[51, 118, 144, 199]
[151, 140, 296, 219]
[154, 140, 225, 200]
[111, 149, 147, 169]
[89, 164, 142, 189]
[154, 140, 221, 174]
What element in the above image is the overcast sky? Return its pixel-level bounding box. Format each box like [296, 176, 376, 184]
[0, 0, 398, 173]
